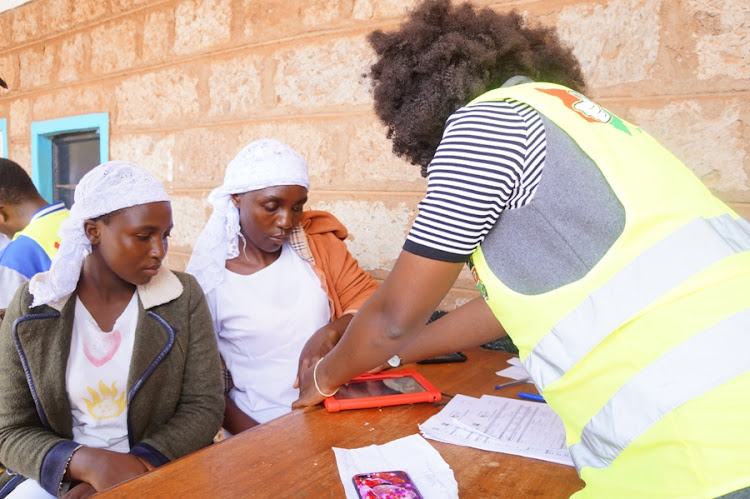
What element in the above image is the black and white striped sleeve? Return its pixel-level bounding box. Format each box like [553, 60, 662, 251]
[404, 99, 546, 262]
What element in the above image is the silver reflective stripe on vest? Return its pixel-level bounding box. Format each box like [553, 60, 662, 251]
[523, 214, 750, 391]
[569, 307, 750, 470]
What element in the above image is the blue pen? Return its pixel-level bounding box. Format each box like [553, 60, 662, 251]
[518, 392, 545, 403]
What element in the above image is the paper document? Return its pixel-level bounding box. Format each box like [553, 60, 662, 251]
[496, 356, 530, 380]
[333, 434, 459, 499]
[420, 394, 573, 466]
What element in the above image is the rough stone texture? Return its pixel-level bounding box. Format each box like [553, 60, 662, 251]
[10, 142, 31, 171]
[11, 2, 41, 44]
[110, 128, 237, 189]
[110, 0, 156, 13]
[168, 192, 210, 253]
[44, 0, 73, 33]
[301, 1, 343, 27]
[236, 115, 429, 191]
[32, 86, 112, 122]
[308, 198, 415, 271]
[8, 98, 31, 139]
[0, 15, 11, 49]
[170, 128, 237, 187]
[110, 133, 176, 183]
[241, 0, 293, 41]
[627, 99, 748, 194]
[688, 0, 750, 81]
[70, 0, 108, 26]
[174, 0, 232, 55]
[232, 118, 415, 191]
[177, 118, 423, 193]
[274, 36, 375, 110]
[0, 54, 16, 90]
[341, 118, 424, 189]
[230, 120, 341, 188]
[351, 0, 419, 21]
[115, 67, 200, 127]
[19, 44, 56, 88]
[143, 9, 174, 63]
[240, 0, 346, 42]
[208, 54, 263, 118]
[556, 0, 662, 90]
[58, 33, 88, 83]
[91, 19, 138, 74]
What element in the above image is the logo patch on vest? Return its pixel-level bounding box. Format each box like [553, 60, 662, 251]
[468, 258, 489, 300]
[537, 88, 633, 136]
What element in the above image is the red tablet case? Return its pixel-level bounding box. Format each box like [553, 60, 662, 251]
[324, 368, 442, 412]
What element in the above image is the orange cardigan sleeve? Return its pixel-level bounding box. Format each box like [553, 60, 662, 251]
[305, 230, 379, 320]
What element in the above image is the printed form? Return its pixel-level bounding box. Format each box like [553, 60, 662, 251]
[420, 394, 573, 466]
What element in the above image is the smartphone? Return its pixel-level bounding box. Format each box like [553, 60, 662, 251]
[417, 351, 467, 364]
[352, 470, 423, 499]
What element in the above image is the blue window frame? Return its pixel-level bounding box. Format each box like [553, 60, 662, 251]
[0, 118, 7, 158]
[31, 113, 109, 203]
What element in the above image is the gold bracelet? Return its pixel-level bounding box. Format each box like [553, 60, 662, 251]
[313, 358, 339, 397]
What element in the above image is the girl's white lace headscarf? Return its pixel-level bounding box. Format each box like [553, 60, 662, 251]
[186, 139, 309, 295]
[30, 161, 170, 307]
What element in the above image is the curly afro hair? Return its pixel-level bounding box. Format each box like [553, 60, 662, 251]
[367, 0, 587, 175]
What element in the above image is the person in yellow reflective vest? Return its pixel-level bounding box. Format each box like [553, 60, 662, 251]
[293, 1, 750, 498]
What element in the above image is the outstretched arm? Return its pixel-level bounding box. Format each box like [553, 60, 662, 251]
[294, 314, 353, 389]
[293, 250, 464, 408]
[393, 297, 506, 366]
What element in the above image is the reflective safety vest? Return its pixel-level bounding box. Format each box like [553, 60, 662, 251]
[1, 202, 68, 279]
[468, 82, 750, 498]
[11, 202, 67, 262]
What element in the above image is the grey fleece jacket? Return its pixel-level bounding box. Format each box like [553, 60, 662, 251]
[0, 269, 224, 497]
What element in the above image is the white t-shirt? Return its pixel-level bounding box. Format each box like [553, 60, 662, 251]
[0, 233, 9, 252]
[209, 242, 330, 423]
[66, 292, 138, 452]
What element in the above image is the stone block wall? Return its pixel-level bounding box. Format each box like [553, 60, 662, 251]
[1, 0, 748, 311]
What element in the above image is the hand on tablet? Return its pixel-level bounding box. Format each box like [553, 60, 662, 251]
[292, 360, 331, 409]
[294, 314, 353, 389]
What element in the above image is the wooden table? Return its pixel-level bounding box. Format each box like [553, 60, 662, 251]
[100, 348, 584, 498]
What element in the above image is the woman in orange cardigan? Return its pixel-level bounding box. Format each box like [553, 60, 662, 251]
[186, 139, 377, 434]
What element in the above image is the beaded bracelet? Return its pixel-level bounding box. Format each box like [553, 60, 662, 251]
[313, 358, 339, 398]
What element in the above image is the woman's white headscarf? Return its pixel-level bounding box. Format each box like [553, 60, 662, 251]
[30, 161, 170, 307]
[186, 139, 310, 296]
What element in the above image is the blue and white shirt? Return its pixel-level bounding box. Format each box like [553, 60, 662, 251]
[0, 201, 68, 307]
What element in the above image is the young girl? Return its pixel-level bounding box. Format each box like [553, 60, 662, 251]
[0, 161, 224, 498]
[186, 139, 377, 434]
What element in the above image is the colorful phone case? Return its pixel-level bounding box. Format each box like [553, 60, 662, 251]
[352, 470, 423, 499]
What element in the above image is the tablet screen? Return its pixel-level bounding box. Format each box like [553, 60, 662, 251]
[334, 376, 427, 399]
